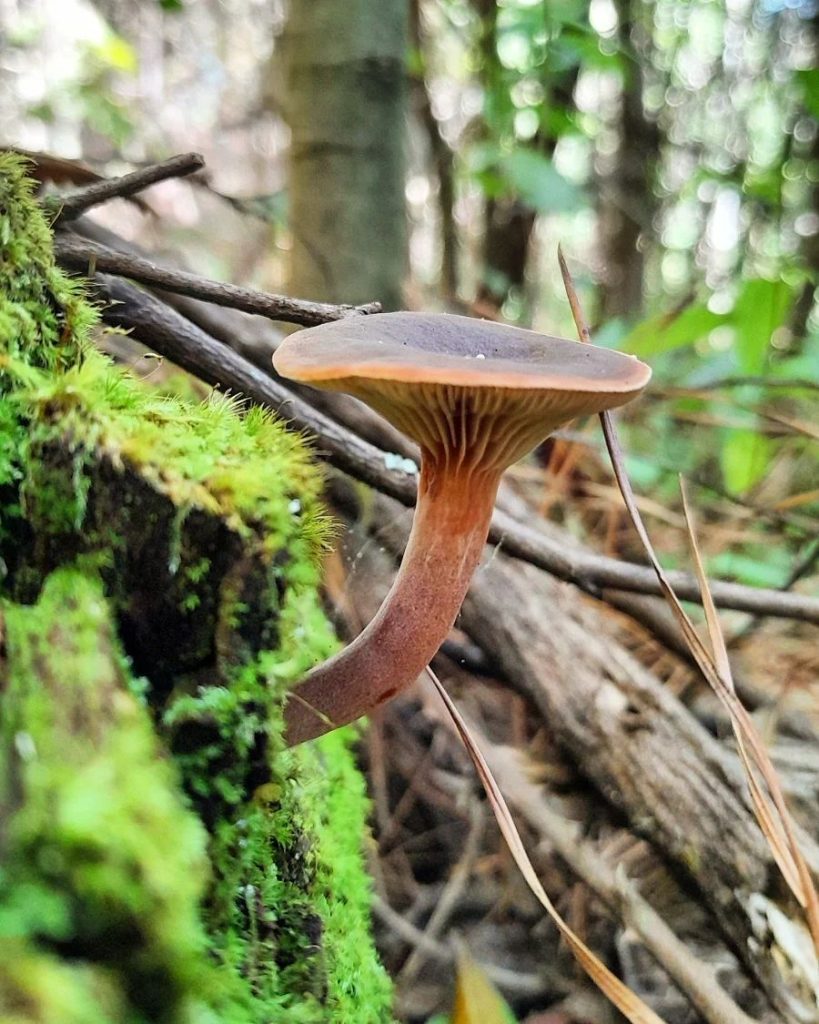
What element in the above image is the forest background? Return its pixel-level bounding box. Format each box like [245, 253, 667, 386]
[3, 0, 817, 588]
[1, 0, 818, 1022]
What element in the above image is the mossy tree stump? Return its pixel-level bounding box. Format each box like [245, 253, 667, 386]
[0, 155, 392, 1023]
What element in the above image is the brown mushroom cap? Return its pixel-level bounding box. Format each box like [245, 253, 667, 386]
[274, 312, 651, 472]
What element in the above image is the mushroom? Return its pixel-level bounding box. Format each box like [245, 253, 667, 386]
[274, 312, 651, 745]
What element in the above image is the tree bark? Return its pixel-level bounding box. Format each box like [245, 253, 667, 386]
[409, 0, 459, 299]
[596, 0, 659, 324]
[276, 0, 409, 309]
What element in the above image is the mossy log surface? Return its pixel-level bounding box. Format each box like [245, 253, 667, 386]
[0, 154, 393, 1023]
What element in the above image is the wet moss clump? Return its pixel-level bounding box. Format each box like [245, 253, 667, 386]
[0, 153, 392, 1022]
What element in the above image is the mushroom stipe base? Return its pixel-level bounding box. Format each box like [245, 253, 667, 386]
[284, 459, 500, 744]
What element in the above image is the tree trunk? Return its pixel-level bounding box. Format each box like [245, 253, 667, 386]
[790, 12, 819, 341]
[276, 0, 408, 310]
[409, 0, 459, 299]
[470, 0, 578, 318]
[596, 0, 659, 324]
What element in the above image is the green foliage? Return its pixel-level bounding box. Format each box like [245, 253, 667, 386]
[719, 428, 773, 496]
[795, 68, 819, 119]
[623, 303, 725, 358]
[624, 276, 796, 370]
[469, 144, 582, 214]
[732, 278, 794, 375]
[621, 270, 816, 528]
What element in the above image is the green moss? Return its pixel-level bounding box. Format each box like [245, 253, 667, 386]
[19, 356, 332, 558]
[0, 570, 211, 1022]
[0, 154, 393, 1022]
[0, 153, 96, 376]
[0, 942, 127, 1024]
[303, 730, 394, 1021]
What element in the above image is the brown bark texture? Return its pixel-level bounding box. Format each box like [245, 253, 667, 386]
[274, 0, 408, 310]
[596, 0, 660, 323]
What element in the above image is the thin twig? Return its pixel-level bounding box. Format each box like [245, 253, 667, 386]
[55, 235, 381, 326]
[396, 800, 484, 987]
[657, 378, 819, 394]
[372, 897, 550, 997]
[47, 152, 205, 222]
[86, 274, 819, 625]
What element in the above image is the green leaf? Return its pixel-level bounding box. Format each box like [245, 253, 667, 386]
[720, 428, 772, 494]
[499, 148, 583, 212]
[452, 947, 517, 1024]
[622, 303, 725, 357]
[89, 34, 138, 73]
[732, 277, 793, 375]
[707, 549, 790, 589]
[796, 68, 819, 118]
[742, 166, 782, 206]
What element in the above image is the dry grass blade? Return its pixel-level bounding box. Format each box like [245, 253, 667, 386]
[426, 666, 668, 1024]
[557, 246, 819, 955]
[679, 479, 803, 898]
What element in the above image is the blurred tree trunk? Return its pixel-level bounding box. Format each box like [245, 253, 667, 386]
[477, 195, 538, 315]
[276, 0, 408, 309]
[410, 0, 459, 299]
[790, 11, 819, 341]
[472, 0, 534, 316]
[596, 0, 659, 324]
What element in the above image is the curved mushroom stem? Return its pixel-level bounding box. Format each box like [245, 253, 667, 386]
[284, 458, 501, 745]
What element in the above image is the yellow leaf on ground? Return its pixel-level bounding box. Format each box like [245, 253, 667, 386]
[452, 947, 515, 1024]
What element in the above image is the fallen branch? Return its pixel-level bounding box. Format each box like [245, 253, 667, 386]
[47, 152, 205, 222]
[55, 235, 382, 326]
[82, 273, 819, 625]
[359, 489, 817, 1021]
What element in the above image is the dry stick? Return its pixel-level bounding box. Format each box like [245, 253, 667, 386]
[47, 152, 205, 223]
[466, 729, 761, 1024]
[558, 246, 819, 954]
[656, 378, 819, 394]
[372, 897, 552, 998]
[55, 235, 381, 326]
[396, 799, 485, 987]
[83, 273, 819, 626]
[93, 274, 397, 491]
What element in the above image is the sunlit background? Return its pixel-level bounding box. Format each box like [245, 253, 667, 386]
[1, 0, 816, 597]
